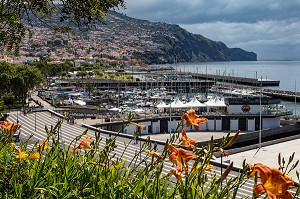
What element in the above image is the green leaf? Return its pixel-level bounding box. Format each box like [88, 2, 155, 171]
[220, 162, 234, 182]
[224, 130, 240, 148]
[278, 153, 281, 167]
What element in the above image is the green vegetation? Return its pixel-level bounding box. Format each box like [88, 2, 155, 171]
[0, 112, 299, 198]
[32, 60, 134, 82]
[0, 62, 44, 107]
[0, 0, 125, 54]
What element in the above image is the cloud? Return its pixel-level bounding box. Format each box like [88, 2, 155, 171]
[180, 19, 300, 60]
[181, 19, 300, 45]
[120, 0, 300, 60]
[122, 0, 300, 24]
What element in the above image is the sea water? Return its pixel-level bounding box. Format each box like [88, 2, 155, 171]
[172, 60, 300, 116]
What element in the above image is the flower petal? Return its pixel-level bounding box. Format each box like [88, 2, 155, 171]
[253, 183, 266, 196]
[170, 168, 184, 180]
[28, 151, 41, 160]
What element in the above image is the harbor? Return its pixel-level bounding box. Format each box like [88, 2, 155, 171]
[35, 64, 296, 139]
[31, 62, 300, 143]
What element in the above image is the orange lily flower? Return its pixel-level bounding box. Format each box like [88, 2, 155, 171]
[181, 109, 208, 130]
[92, 162, 109, 168]
[181, 129, 196, 149]
[71, 136, 93, 152]
[10, 142, 21, 153]
[220, 149, 231, 156]
[0, 121, 20, 133]
[38, 140, 50, 151]
[215, 147, 230, 156]
[28, 151, 41, 160]
[191, 164, 213, 174]
[170, 168, 184, 180]
[168, 144, 197, 172]
[249, 163, 295, 199]
[10, 142, 29, 160]
[213, 147, 231, 156]
[148, 151, 164, 159]
[205, 164, 213, 173]
[16, 151, 27, 160]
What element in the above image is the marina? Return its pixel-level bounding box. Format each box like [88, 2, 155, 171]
[34, 61, 300, 143]
[37, 64, 294, 137]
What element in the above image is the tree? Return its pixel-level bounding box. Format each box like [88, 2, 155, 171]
[77, 71, 87, 79]
[0, 73, 11, 95]
[84, 81, 93, 97]
[16, 65, 44, 105]
[10, 76, 25, 100]
[61, 71, 67, 78]
[49, 64, 63, 77]
[88, 71, 94, 77]
[33, 61, 51, 77]
[0, 0, 125, 53]
[61, 61, 73, 72]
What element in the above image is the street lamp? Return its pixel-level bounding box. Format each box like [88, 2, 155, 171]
[16, 109, 19, 124]
[57, 118, 60, 142]
[34, 112, 36, 131]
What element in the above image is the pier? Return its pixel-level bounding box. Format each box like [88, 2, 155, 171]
[262, 89, 300, 102]
[150, 71, 280, 87]
[191, 73, 280, 86]
[213, 83, 300, 102]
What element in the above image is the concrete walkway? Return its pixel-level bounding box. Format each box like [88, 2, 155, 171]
[221, 139, 300, 179]
[30, 91, 55, 110]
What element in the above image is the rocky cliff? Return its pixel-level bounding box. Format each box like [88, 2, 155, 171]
[106, 12, 257, 64]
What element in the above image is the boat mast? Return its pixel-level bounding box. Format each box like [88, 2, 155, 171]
[259, 76, 262, 148]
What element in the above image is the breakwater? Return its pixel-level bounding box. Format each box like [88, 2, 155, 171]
[191, 73, 279, 86]
[262, 89, 300, 102]
[152, 71, 280, 87]
[209, 83, 299, 102]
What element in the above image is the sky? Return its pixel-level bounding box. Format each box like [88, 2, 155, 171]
[119, 0, 300, 60]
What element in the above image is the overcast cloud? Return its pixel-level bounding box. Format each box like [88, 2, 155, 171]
[120, 0, 300, 60]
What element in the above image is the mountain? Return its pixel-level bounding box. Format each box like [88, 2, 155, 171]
[22, 11, 257, 64]
[106, 11, 256, 64]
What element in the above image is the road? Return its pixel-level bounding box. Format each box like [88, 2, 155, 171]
[7, 110, 286, 198]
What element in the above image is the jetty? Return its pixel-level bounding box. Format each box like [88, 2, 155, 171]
[191, 73, 279, 86]
[212, 84, 300, 102]
[262, 89, 300, 102]
[150, 71, 280, 87]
